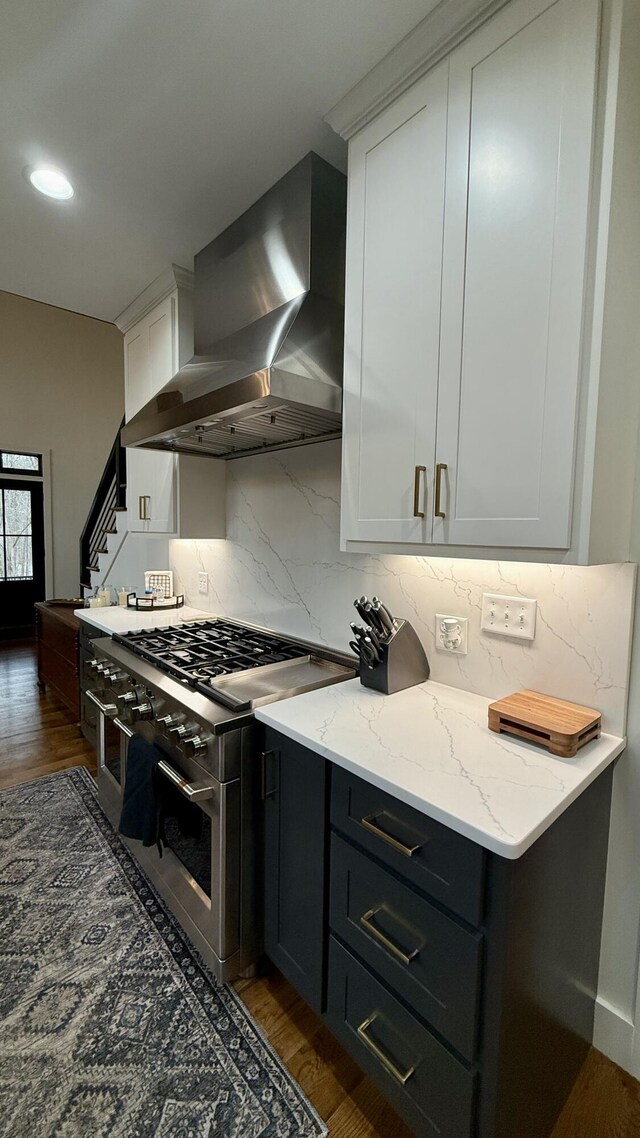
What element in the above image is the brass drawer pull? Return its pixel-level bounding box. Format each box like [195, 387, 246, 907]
[357, 1016, 416, 1086]
[435, 462, 447, 519]
[139, 495, 151, 521]
[360, 907, 420, 966]
[361, 812, 424, 858]
[413, 465, 426, 518]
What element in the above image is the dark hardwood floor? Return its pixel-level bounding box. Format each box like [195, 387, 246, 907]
[0, 637, 95, 789]
[1, 637, 639, 1137]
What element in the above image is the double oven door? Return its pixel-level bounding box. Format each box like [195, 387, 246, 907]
[85, 687, 243, 980]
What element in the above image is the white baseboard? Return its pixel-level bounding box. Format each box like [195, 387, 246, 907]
[593, 995, 636, 1073]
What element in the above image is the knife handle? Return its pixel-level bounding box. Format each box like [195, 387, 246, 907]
[372, 598, 395, 637]
[413, 466, 426, 519]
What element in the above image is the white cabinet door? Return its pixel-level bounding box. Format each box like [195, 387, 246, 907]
[433, 0, 599, 548]
[124, 322, 151, 421]
[126, 448, 177, 534]
[124, 293, 177, 422]
[340, 63, 448, 545]
[124, 293, 179, 533]
[148, 294, 176, 393]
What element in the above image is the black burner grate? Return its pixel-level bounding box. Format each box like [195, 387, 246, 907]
[113, 619, 308, 693]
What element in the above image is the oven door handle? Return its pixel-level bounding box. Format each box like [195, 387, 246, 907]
[157, 759, 217, 803]
[86, 689, 117, 717]
[113, 716, 135, 740]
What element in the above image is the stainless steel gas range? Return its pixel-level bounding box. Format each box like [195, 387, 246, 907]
[85, 617, 355, 982]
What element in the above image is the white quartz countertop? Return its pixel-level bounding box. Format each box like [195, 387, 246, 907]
[74, 605, 211, 635]
[255, 678, 625, 859]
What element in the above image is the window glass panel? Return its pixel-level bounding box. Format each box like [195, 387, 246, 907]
[3, 489, 32, 536]
[2, 452, 39, 471]
[0, 543, 4, 578]
[5, 535, 33, 579]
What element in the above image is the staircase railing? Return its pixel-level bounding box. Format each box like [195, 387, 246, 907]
[79, 419, 127, 591]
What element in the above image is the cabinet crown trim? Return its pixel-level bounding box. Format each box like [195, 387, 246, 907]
[114, 264, 194, 333]
[325, 0, 510, 139]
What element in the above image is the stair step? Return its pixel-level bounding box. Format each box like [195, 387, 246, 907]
[96, 548, 108, 555]
[114, 506, 127, 512]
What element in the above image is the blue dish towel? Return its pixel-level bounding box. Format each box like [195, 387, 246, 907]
[119, 734, 163, 847]
[119, 733, 204, 852]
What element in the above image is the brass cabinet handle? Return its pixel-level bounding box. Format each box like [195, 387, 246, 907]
[413, 465, 426, 518]
[361, 812, 424, 858]
[435, 462, 448, 519]
[360, 907, 420, 966]
[139, 495, 151, 521]
[357, 1017, 416, 1085]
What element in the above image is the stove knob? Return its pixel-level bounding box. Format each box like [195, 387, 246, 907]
[168, 723, 189, 742]
[131, 701, 154, 722]
[117, 690, 138, 709]
[157, 712, 185, 733]
[184, 733, 207, 757]
[87, 658, 102, 672]
[104, 669, 126, 687]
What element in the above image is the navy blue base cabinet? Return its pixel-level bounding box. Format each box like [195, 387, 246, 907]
[262, 728, 613, 1138]
[262, 733, 328, 1014]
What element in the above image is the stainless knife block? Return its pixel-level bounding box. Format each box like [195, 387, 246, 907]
[360, 619, 430, 695]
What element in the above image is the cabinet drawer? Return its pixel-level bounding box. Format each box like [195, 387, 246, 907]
[331, 768, 484, 924]
[330, 833, 481, 1060]
[40, 650, 80, 718]
[39, 610, 78, 664]
[327, 936, 475, 1138]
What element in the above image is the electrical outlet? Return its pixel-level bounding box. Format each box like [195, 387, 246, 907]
[481, 593, 537, 640]
[198, 571, 208, 594]
[435, 614, 468, 655]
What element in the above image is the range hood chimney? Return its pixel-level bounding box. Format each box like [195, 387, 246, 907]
[121, 153, 347, 459]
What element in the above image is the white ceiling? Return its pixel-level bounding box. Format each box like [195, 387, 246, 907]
[1, 0, 436, 322]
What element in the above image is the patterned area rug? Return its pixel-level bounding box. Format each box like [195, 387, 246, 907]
[0, 767, 327, 1138]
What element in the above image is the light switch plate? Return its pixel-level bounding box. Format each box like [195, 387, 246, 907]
[481, 593, 537, 640]
[198, 571, 208, 594]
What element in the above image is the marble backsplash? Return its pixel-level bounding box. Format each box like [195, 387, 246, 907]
[170, 440, 636, 735]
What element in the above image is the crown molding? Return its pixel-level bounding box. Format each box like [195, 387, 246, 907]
[114, 263, 194, 333]
[325, 0, 510, 140]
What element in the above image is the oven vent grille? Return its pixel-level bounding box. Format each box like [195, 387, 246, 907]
[161, 405, 341, 459]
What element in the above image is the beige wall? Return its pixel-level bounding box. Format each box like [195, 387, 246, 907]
[0, 290, 123, 596]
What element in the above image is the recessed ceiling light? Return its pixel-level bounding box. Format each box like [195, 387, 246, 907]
[27, 166, 74, 200]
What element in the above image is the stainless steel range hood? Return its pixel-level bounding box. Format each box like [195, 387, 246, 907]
[121, 153, 346, 460]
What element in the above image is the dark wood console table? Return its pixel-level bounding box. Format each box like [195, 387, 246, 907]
[34, 602, 81, 719]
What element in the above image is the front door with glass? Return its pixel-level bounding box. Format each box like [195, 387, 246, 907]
[0, 459, 45, 633]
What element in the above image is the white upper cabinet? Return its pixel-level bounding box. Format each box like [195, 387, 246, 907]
[121, 270, 192, 424]
[341, 64, 448, 543]
[338, 0, 633, 563]
[147, 294, 175, 403]
[116, 267, 226, 540]
[433, 0, 599, 548]
[124, 323, 150, 422]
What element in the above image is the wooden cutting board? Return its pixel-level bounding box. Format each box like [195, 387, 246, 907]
[488, 690, 601, 758]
